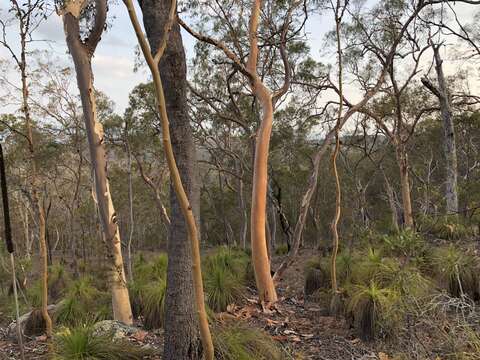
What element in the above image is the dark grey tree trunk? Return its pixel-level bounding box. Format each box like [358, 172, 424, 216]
[139, 1, 201, 358]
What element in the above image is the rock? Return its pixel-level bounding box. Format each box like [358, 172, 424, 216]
[92, 320, 140, 340]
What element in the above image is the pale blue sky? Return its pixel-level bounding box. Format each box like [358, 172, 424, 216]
[0, 2, 476, 115]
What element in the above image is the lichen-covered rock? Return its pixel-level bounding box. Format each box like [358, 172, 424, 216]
[92, 320, 140, 340]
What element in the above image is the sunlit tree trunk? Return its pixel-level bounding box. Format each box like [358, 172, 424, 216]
[62, 0, 133, 324]
[247, 0, 277, 303]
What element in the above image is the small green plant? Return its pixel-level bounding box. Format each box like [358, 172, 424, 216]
[304, 258, 328, 295]
[274, 244, 289, 255]
[213, 322, 285, 360]
[433, 245, 479, 300]
[52, 324, 152, 359]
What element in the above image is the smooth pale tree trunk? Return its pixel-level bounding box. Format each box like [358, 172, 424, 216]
[62, 1, 133, 325]
[138, 1, 204, 357]
[125, 138, 134, 282]
[382, 168, 400, 232]
[247, 0, 278, 303]
[395, 143, 414, 228]
[236, 161, 248, 249]
[423, 45, 459, 216]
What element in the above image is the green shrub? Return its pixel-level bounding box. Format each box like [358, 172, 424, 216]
[304, 253, 357, 296]
[202, 247, 249, 312]
[418, 215, 475, 240]
[274, 244, 289, 255]
[432, 245, 479, 300]
[213, 322, 285, 360]
[52, 324, 152, 359]
[204, 247, 249, 279]
[381, 229, 426, 258]
[205, 264, 245, 312]
[55, 277, 111, 326]
[346, 281, 401, 341]
[141, 279, 166, 330]
[134, 253, 168, 284]
[49, 264, 70, 301]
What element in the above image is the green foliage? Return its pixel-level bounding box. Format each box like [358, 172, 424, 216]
[203, 247, 249, 312]
[133, 253, 168, 284]
[205, 263, 245, 312]
[141, 278, 167, 330]
[213, 322, 285, 360]
[55, 277, 111, 326]
[274, 244, 289, 255]
[304, 252, 357, 295]
[52, 324, 152, 360]
[418, 215, 475, 241]
[381, 229, 426, 257]
[49, 264, 70, 301]
[346, 281, 400, 341]
[432, 245, 479, 300]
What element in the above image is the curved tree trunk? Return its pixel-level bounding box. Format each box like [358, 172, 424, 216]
[247, 0, 277, 303]
[62, 2, 133, 325]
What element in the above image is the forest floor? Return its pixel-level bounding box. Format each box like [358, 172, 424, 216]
[0, 249, 389, 360]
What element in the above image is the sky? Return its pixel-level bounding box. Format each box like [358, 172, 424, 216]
[0, 1, 478, 115]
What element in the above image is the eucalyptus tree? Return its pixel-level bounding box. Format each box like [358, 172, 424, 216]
[59, 0, 133, 324]
[180, 0, 307, 303]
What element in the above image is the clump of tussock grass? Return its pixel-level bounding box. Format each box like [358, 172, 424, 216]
[52, 324, 152, 359]
[55, 277, 111, 326]
[203, 247, 248, 312]
[346, 280, 400, 341]
[213, 321, 286, 360]
[432, 245, 479, 301]
[141, 278, 166, 330]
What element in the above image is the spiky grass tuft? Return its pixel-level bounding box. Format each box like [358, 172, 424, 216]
[141, 279, 166, 330]
[213, 322, 285, 360]
[52, 324, 152, 359]
[202, 247, 248, 312]
[433, 245, 479, 300]
[347, 281, 400, 341]
[55, 277, 111, 326]
[204, 265, 245, 312]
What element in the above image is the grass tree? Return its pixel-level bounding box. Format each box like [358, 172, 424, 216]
[60, 0, 133, 325]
